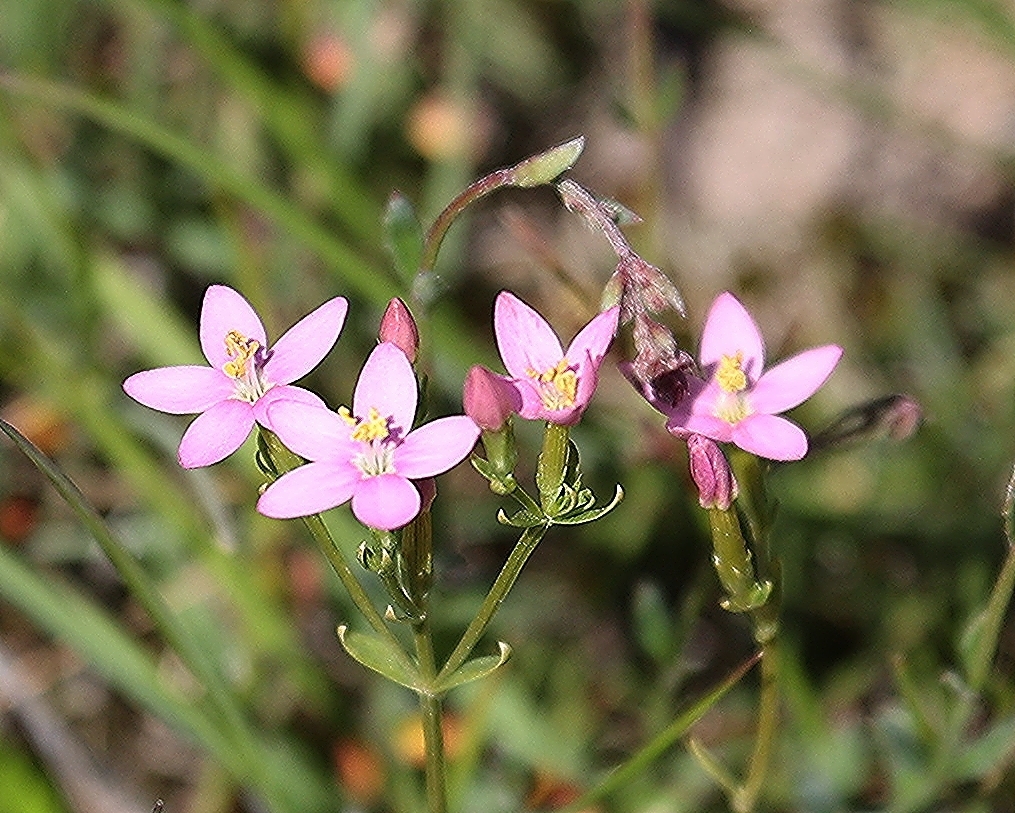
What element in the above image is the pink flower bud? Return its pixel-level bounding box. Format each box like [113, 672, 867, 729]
[378, 298, 419, 362]
[687, 434, 738, 511]
[463, 365, 521, 431]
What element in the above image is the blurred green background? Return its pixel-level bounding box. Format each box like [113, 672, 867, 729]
[2, 0, 1015, 811]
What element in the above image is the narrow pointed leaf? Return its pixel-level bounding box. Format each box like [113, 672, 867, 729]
[433, 642, 512, 694]
[336, 625, 423, 691]
[384, 191, 424, 283]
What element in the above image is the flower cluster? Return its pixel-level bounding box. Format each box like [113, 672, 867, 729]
[123, 285, 621, 530]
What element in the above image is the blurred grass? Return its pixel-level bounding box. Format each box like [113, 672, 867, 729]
[1, 0, 1015, 811]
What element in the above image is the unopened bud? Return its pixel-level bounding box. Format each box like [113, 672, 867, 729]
[687, 434, 738, 510]
[510, 136, 585, 188]
[378, 298, 419, 362]
[463, 365, 520, 431]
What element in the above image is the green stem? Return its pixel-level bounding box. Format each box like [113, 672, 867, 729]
[734, 639, 780, 813]
[414, 621, 448, 813]
[259, 430, 406, 657]
[419, 168, 513, 275]
[555, 652, 761, 813]
[437, 524, 547, 682]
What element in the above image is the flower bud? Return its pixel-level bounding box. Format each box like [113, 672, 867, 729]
[378, 298, 419, 362]
[687, 434, 738, 510]
[462, 365, 520, 431]
[510, 136, 585, 188]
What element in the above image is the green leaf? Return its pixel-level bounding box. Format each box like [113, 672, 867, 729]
[432, 642, 512, 694]
[496, 507, 545, 528]
[0, 543, 233, 767]
[383, 191, 424, 284]
[336, 625, 424, 692]
[957, 714, 1015, 780]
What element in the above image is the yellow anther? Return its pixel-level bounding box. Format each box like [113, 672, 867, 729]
[529, 358, 577, 411]
[716, 352, 748, 393]
[222, 330, 260, 379]
[337, 406, 357, 426]
[350, 407, 390, 442]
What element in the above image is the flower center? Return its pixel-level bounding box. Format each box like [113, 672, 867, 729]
[712, 352, 752, 424]
[339, 406, 397, 476]
[223, 330, 270, 402]
[527, 358, 577, 411]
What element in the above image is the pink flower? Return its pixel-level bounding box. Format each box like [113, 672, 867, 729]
[257, 342, 480, 530]
[123, 285, 348, 468]
[664, 292, 842, 461]
[493, 291, 619, 425]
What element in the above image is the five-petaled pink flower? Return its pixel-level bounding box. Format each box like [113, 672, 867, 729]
[123, 285, 348, 468]
[661, 292, 842, 461]
[256, 342, 480, 530]
[494, 291, 619, 426]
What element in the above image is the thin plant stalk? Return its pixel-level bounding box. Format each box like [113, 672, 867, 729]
[414, 620, 448, 813]
[734, 640, 780, 813]
[556, 652, 762, 813]
[437, 524, 547, 682]
[259, 430, 408, 659]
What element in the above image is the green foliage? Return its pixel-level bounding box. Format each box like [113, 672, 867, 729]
[2, 0, 1015, 811]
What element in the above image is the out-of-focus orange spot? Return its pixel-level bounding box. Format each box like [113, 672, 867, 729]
[286, 548, 323, 604]
[406, 94, 477, 161]
[333, 738, 385, 805]
[0, 495, 39, 544]
[527, 772, 600, 812]
[1, 396, 70, 456]
[302, 34, 354, 92]
[393, 712, 464, 767]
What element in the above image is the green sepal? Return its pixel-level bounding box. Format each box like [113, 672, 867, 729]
[497, 507, 545, 529]
[336, 625, 423, 691]
[551, 484, 624, 525]
[471, 454, 517, 495]
[398, 510, 433, 607]
[432, 642, 512, 694]
[383, 191, 424, 283]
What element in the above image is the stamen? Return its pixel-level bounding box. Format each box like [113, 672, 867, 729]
[349, 408, 391, 443]
[527, 358, 578, 411]
[223, 330, 261, 379]
[716, 352, 747, 394]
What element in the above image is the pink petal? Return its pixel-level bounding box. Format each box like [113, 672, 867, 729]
[565, 306, 619, 370]
[514, 379, 552, 421]
[124, 366, 234, 414]
[263, 297, 348, 384]
[199, 285, 267, 369]
[266, 400, 359, 462]
[257, 461, 359, 518]
[676, 412, 735, 443]
[177, 399, 255, 467]
[494, 291, 564, 379]
[748, 345, 842, 414]
[732, 414, 808, 460]
[353, 343, 417, 436]
[699, 292, 765, 382]
[395, 416, 480, 478]
[351, 474, 420, 530]
[252, 385, 326, 427]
